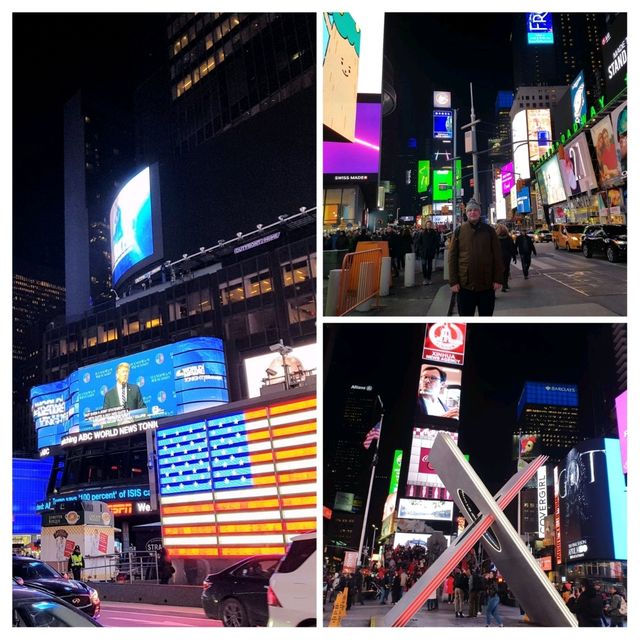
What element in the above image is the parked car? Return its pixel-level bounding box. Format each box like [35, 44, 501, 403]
[581, 224, 627, 262]
[201, 554, 282, 626]
[267, 531, 316, 627]
[552, 223, 586, 251]
[12, 556, 100, 619]
[12, 584, 102, 627]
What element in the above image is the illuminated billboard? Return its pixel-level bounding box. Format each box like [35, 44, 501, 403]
[512, 110, 530, 180]
[501, 162, 515, 195]
[516, 186, 531, 214]
[406, 427, 459, 499]
[615, 391, 627, 474]
[517, 381, 578, 419]
[433, 110, 453, 139]
[558, 132, 599, 196]
[110, 165, 163, 286]
[389, 450, 403, 495]
[157, 395, 317, 558]
[32, 337, 228, 450]
[555, 438, 626, 563]
[495, 177, 506, 219]
[601, 13, 627, 101]
[398, 498, 454, 522]
[527, 12, 554, 45]
[611, 101, 627, 175]
[415, 364, 461, 425]
[323, 98, 382, 181]
[513, 434, 542, 460]
[570, 71, 587, 125]
[393, 532, 451, 548]
[589, 115, 622, 185]
[422, 323, 467, 366]
[538, 155, 567, 205]
[432, 160, 461, 202]
[417, 160, 431, 193]
[243, 343, 317, 399]
[13, 458, 53, 534]
[527, 109, 552, 162]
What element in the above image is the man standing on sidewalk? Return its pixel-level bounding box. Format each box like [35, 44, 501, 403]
[448, 198, 503, 316]
[515, 229, 537, 279]
[453, 568, 466, 618]
[415, 220, 441, 285]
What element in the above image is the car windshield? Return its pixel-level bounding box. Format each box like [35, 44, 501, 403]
[565, 225, 585, 233]
[603, 225, 626, 235]
[14, 561, 62, 580]
[13, 600, 96, 627]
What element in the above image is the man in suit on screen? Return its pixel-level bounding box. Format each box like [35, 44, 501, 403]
[102, 362, 146, 410]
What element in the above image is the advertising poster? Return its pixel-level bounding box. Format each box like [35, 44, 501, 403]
[398, 498, 454, 521]
[501, 162, 515, 195]
[513, 434, 541, 460]
[433, 109, 453, 139]
[615, 391, 627, 474]
[539, 155, 567, 205]
[589, 115, 622, 185]
[243, 343, 316, 398]
[556, 438, 627, 563]
[512, 110, 530, 180]
[422, 323, 467, 366]
[415, 364, 462, 425]
[610, 101, 627, 175]
[570, 71, 587, 124]
[406, 427, 458, 499]
[527, 109, 552, 162]
[601, 13, 627, 100]
[110, 167, 155, 285]
[526, 12, 554, 45]
[558, 133, 599, 196]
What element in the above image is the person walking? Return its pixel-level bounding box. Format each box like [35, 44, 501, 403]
[484, 572, 504, 627]
[157, 547, 175, 584]
[468, 568, 484, 617]
[353, 567, 365, 605]
[415, 220, 441, 285]
[379, 569, 391, 604]
[391, 568, 403, 604]
[496, 224, 516, 292]
[453, 568, 466, 618]
[68, 545, 85, 580]
[515, 229, 537, 279]
[448, 198, 503, 316]
[444, 573, 455, 604]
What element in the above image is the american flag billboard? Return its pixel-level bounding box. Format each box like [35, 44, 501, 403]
[157, 395, 316, 558]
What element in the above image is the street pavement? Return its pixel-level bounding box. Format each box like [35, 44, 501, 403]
[331, 242, 626, 317]
[323, 596, 532, 627]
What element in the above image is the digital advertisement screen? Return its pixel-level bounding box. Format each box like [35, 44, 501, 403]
[415, 364, 462, 425]
[393, 532, 451, 549]
[539, 155, 567, 205]
[570, 71, 587, 124]
[527, 12, 554, 45]
[527, 109, 553, 162]
[157, 396, 317, 557]
[501, 162, 515, 195]
[398, 498, 454, 522]
[611, 101, 627, 175]
[433, 109, 453, 139]
[601, 13, 627, 101]
[323, 12, 384, 142]
[615, 391, 627, 474]
[512, 110, 531, 180]
[512, 434, 542, 460]
[555, 438, 626, 563]
[559, 132, 599, 196]
[32, 337, 228, 450]
[590, 115, 622, 185]
[389, 450, 403, 495]
[110, 166, 162, 286]
[517, 186, 531, 213]
[423, 323, 466, 366]
[432, 160, 461, 202]
[406, 427, 459, 499]
[495, 177, 506, 218]
[417, 160, 431, 193]
[517, 381, 578, 419]
[323, 99, 382, 181]
[243, 343, 317, 399]
[13, 458, 54, 535]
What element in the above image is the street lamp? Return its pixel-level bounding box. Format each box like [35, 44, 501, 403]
[370, 525, 378, 563]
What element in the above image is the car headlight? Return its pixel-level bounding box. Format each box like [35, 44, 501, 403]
[89, 587, 100, 605]
[612, 240, 626, 245]
[571, 236, 578, 241]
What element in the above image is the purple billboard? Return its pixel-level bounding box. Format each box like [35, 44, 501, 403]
[501, 162, 515, 195]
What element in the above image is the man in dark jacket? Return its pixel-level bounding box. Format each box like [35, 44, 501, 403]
[570, 578, 604, 626]
[448, 198, 504, 316]
[415, 220, 441, 285]
[515, 229, 537, 279]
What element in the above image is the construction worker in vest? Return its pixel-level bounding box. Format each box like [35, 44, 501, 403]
[68, 545, 85, 580]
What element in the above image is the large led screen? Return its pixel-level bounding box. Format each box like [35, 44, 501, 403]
[589, 115, 622, 185]
[393, 532, 451, 548]
[323, 99, 382, 181]
[417, 160, 431, 194]
[527, 12, 554, 45]
[517, 381, 578, 419]
[432, 161, 461, 202]
[570, 71, 587, 125]
[13, 458, 54, 535]
[423, 323, 466, 366]
[527, 109, 552, 162]
[538, 155, 567, 205]
[601, 13, 627, 101]
[512, 110, 531, 180]
[157, 395, 316, 557]
[559, 132, 599, 196]
[415, 364, 462, 425]
[243, 343, 317, 399]
[406, 427, 459, 500]
[433, 110, 453, 139]
[615, 391, 627, 474]
[110, 166, 162, 286]
[611, 101, 627, 175]
[517, 186, 531, 213]
[501, 162, 515, 196]
[398, 498, 454, 522]
[32, 337, 228, 449]
[555, 438, 626, 563]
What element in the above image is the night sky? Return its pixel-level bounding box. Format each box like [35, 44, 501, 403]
[12, 13, 166, 279]
[324, 323, 605, 530]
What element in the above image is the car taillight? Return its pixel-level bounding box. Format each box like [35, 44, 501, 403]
[267, 585, 282, 607]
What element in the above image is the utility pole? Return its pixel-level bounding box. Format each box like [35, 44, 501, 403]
[452, 108, 458, 230]
[461, 82, 481, 204]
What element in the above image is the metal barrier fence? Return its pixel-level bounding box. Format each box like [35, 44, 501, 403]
[66, 551, 160, 583]
[336, 249, 382, 316]
[328, 588, 349, 627]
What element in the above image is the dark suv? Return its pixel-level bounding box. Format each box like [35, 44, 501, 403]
[12, 556, 100, 619]
[582, 224, 627, 262]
